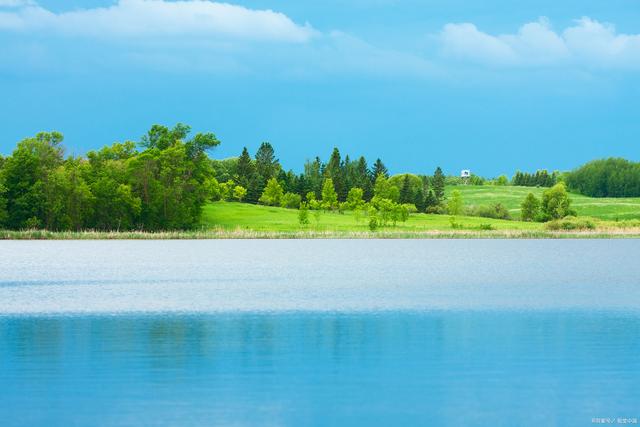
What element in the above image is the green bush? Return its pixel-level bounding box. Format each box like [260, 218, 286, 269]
[368, 215, 379, 231]
[280, 192, 302, 209]
[544, 216, 596, 231]
[466, 203, 511, 220]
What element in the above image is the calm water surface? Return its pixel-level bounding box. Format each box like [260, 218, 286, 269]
[0, 240, 639, 426]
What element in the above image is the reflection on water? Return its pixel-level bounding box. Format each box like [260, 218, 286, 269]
[1, 312, 639, 427]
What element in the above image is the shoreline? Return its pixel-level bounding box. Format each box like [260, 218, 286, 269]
[2, 228, 640, 240]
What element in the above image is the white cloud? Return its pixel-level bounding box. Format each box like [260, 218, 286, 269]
[0, 0, 316, 43]
[440, 17, 640, 69]
[0, 0, 35, 7]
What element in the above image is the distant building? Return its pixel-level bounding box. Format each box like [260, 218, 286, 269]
[461, 169, 471, 185]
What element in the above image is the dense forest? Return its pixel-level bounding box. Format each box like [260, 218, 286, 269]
[0, 124, 637, 231]
[565, 158, 640, 198]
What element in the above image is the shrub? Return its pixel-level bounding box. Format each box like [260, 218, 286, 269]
[280, 192, 302, 209]
[368, 215, 379, 231]
[479, 223, 495, 230]
[298, 203, 309, 226]
[544, 216, 596, 231]
[466, 203, 511, 220]
[449, 216, 463, 229]
[447, 190, 464, 216]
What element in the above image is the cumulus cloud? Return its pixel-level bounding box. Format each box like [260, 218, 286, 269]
[0, 0, 316, 42]
[440, 17, 640, 68]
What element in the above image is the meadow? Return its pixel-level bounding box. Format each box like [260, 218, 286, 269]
[448, 185, 640, 220]
[200, 184, 640, 236]
[201, 201, 543, 232]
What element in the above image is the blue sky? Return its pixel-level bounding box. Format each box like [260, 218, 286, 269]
[1, 0, 639, 176]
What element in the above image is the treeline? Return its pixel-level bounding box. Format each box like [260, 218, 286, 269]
[565, 158, 640, 197]
[211, 145, 448, 213]
[0, 125, 219, 231]
[512, 170, 558, 187]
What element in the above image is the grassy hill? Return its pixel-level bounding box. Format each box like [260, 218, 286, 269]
[446, 185, 640, 221]
[201, 185, 640, 233]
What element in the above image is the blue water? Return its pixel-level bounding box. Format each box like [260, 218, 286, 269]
[1, 240, 639, 426]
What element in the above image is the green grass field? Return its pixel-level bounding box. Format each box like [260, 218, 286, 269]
[202, 201, 544, 232]
[447, 185, 640, 220]
[201, 185, 640, 233]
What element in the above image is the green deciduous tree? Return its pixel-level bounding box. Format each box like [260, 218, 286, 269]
[259, 178, 284, 206]
[321, 178, 338, 210]
[233, 185, 247, 202]
[520, 193, 541, 222]
[541, 182, 575, 220]
[346, 187, 365, 210]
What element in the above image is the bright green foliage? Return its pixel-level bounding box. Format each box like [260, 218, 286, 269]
[259, 178, 284, 206]
[1, 125, 218, 231]
[447, 190, 464, 216]
[219, 180, 235, 201]
[321, 178, 338, 209]
[368, 213, 379, 231]
[448, 185, 640, 221]
[233, 185, 247, 202]
[305, 191, 316, 203]
[521, 193, 541, 222]
[3, 131, 65, 229]
[373, 174, 399, 202]
[202, 202, 545, 232]
[346, 187, 365, 210]
[298, 202, 310, 226]
[495, 175, 509, 186]
[127, 124, 218, 230]
[86, 141, 141, 230]
[541, 183, 575, 220]
[281, 192, 302, 209]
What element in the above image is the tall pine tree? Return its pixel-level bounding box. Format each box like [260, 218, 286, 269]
[372, 158, 389, 181]
[236, 147, 254, 188]
[432, 167, 445, 202]
[399, 174, 413, 204]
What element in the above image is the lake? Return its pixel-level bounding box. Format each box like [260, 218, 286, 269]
[1, 240, 639, 426]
